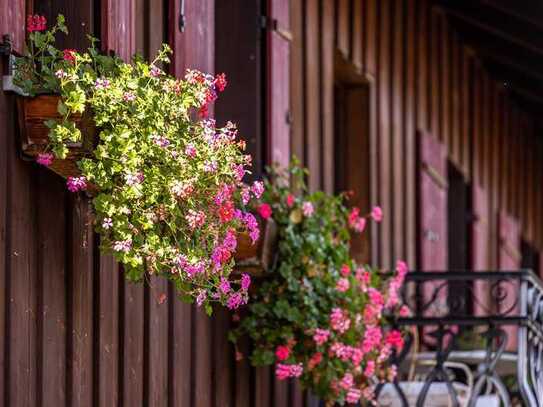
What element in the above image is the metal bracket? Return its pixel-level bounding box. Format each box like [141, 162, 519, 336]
[0, 34, 12, 57]
[178, 0, 186, 32]
[260, 16, 293, 42]
[0, 34, 27, 95]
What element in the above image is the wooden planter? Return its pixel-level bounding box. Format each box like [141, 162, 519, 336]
[234, 218, 279, 276]
[16, 95, 96, 179]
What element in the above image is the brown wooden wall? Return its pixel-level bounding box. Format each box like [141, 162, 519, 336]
[2, 1, 543, 406]
[290, 0, 543, 273]
[0, 0, 304, 406]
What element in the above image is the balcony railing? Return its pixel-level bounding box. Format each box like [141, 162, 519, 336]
[379, 270, 543, 407]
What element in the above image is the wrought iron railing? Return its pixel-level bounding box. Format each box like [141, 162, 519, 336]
[380, 270, 543, 407]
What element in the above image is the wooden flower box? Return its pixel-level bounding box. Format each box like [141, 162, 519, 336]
[234, 218, 279, 276]
[16, 95, 96, 179]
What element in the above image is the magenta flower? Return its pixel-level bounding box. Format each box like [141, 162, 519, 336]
[184, 143, 197, 158]
[241, 273, 251, 291]
[339, 373, 353, 390]
[251, 180, 264, 199]
[219, 277, 231, 295]
[371, 205, 383, 222]
[196, 290, 207, 306]
[36, 152, 53, 167]
[346, 388, 361, 404]
[399, 305, 410, 317]
[330, 308, 351, 334]
[275, 363, 291, 380]
[275, 345, 290, 361]
[226, 292, 243, 310]
[364, 360, 376, 377]
[258, 203, 272, 220]
[95, 78, 110, 90]
[232, 163, 245, 181]
[335, 278, 350, 292]
[286, 194, 295, 207]
[66, 176, 87, 192]
[313, 328, 330, 346]
[150, 65, 162, 78]
[152, 134, 170, 148]
[302, 201, 314, 217]
[123, 92, 136, 102]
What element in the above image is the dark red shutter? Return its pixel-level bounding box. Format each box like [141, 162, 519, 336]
[169, 0, 214, 76]
[472, 185, 490, 316]
[498, 211, 520, 350]
[418, 132, 448, 338]
[267, 2, 291, 167]
[101, 0, 136, 61]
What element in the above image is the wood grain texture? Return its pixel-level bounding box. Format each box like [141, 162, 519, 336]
[378, 0, 392, 268]
[7, 94, 38, 407]
[392, 0, 405, 261]
[69, 196, 94, 406]
[148, 276, 169, 407]
[98, 252, 119, 407]
[321, 0, 334, 194]
[38, 171, 67, 406]
[305, 0, 322, 191]
[123, 281, 145, 406]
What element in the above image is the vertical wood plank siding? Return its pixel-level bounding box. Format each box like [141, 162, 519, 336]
[290, 0, 543, 275]
[1, 1, 543, 406]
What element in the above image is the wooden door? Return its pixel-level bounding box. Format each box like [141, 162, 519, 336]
[418, 131, 448, 331]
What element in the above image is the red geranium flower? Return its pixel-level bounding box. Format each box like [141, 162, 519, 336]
[27, 15, 46, 32]
[275, 345, 290, 361]
[258, 203, 272, 220]
[63, 49, 77, 64]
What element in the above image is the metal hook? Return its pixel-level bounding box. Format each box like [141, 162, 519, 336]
[178, 0, 186, 32]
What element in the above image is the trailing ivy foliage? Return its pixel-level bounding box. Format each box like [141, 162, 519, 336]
[230, 162, 409, 405]
[14, 15, 261, 312]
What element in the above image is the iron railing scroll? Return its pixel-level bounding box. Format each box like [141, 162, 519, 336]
[379, 270, 543, 407]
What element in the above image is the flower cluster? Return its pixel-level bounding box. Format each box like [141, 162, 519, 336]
[230, 162, 408, 405]
[14, 15, 260, 312]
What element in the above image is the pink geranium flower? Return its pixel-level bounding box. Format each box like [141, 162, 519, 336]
[302, 201, 314, 217]
[336, 278, 350, 292]
[36, 152, 53, 167]
[371, 206, 383, 222]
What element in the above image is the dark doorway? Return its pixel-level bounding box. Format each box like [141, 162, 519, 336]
[447, 162, 471, 312]
[334, 53, 370, 264]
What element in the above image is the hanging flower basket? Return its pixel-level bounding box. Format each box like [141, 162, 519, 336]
[16, 94, 95, 179]
[9, 14, 264, 313]
[231, 162, 410, 406]
[234, 218, 278, 276]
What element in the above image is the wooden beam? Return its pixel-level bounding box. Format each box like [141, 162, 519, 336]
[482, 0, 543, 30]
[435, 0, 543, 57]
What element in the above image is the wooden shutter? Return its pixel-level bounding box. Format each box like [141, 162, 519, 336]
[498, 211, 521, 350]
[101, 0, 136, 61]
[472, 185, 490, 316]
[419, 132, 448, 271]
[266, 1, 291, 167]
[169, 0, 214, 76]
[418, 131, 448, 332]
